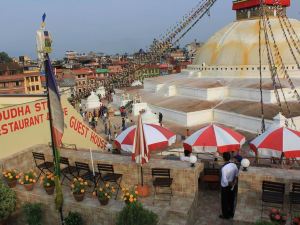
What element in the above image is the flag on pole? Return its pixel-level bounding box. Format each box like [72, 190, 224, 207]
[44, 54, 64, 147]
[41, 13, 46, 28]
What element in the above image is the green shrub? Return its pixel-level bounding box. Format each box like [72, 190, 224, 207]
[116, 202, 158, 225]
[0, 179, 17, 220]
[64, 211, 84, 225]
[22, 202, 43, 225]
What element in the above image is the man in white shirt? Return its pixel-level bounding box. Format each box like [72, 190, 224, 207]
[220, 152, 239, 219]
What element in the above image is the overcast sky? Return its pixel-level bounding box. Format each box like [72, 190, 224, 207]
[0, 0, 299, 59]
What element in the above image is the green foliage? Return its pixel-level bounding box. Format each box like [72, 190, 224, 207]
[255, 220, 277, 225]
[22, 202, 43, 225]
[116, 202, 158, 225]
[64, 212, 84, 225]
[0, 52, 12, 63]
[0, 179, 17, 220]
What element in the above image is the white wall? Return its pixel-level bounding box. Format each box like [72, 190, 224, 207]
[213, 109, 273, 133]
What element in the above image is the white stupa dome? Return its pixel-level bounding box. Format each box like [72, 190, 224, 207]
[193, 18, 300, 66]
[86, 91, 100, 110]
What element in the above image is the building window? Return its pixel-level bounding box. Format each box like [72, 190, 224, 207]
[27, 87, 31, 91]
[16, 81, 20, 86]
[36, 85, 39, 90]
[35, 76, 38, 81]
[32, 86, 35, 91]
[30, 77, 34, 82]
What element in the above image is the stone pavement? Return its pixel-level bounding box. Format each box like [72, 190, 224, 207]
[194, 189, 253, 225]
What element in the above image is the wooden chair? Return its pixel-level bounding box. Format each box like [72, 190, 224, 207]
[75, 162, 98, 190]
[289, 183, 300, 216]
[97, 163, 122, 200]
[202, 168, 220, 189]
[60, 157, 77, 184]
[152, 168, 173, 204]
[261, 181, 285, 218]
[32, 152, 54, 181]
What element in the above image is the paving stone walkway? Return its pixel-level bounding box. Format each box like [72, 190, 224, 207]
[194, 188, 254, 225]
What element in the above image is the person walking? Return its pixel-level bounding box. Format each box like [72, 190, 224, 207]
[121, 117, 126, 131]
[219, 152, 239, 220]
[158, 112, 163, 126]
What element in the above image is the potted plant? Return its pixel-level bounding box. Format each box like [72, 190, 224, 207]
[22, 202, 43, 225]
[95, 183, 115, 205]
[269, 208, 287, 225]
[2, 169, 20, 188]
[19, 170, 37, 191]
[40, 172, 55, 195]
[0, 179, 16, 225]
[64, 211, 84, 225]
[116, 201, 158, 225]
[71, 178, 88, 202]
[122, 187, 138, 205]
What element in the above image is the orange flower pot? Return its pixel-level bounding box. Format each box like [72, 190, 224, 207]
[6, 179, 17, 188]
[73, 193, 85, 202]
[24, 183, 34, 191]
[137, 185, 150, 197]
[44, 186, 55, 195]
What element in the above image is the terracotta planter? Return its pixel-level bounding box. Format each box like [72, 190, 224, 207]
[6, 179, 17, 188]
[99, 198, 109, 206]
[24, 183, 34, 191]
[137, 185, 150, 197]
[0, 218, 8, 225]
[73, 193, 85, 202]
[44, 186, 55, 195]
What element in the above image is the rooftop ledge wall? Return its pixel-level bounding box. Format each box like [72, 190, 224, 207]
[235, 167, 300, 224]
[0, 144, 204, 225]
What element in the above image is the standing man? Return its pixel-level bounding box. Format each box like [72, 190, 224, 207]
[220, 152, 239, 219]
[158, 112, 163, 126]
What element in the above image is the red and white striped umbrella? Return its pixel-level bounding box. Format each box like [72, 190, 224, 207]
[183, 124, 245, 153]
[250, 126, 300, 158]
[115, 121, 176, 153]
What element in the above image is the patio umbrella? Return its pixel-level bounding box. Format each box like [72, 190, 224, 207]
[133, 115, 149, 186]
[250, 126, 300, 158]
[115, 123, 176, 153]
[183, 124, 245, 153]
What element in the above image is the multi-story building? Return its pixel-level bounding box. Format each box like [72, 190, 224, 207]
[0, 72, 42, 94]
[72, 68, 92, 93]
[24, 73, 43, 94]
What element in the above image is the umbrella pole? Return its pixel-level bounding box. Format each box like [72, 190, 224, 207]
[141, 165, 144, 186]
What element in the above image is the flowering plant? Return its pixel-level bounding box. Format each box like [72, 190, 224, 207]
[121, 186, 138, 204]
[19, 170, 37, 185]
[71, 178, 88, 194]
[269, 208, 287, 224]
[40, 172, 55, 188]
[292, 214, 300, 225]
[95, 183, 115, 201]
[2, 169, 20, 181]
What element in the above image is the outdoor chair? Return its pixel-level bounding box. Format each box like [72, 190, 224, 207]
[152, 168, 173, 204]
[60, 157, 77, 184]
[289, 183, 300, 216]
[202, 168, 220, 190]
[32, 152, 54, 181]
[97, 163, 123, 200]
[261, 181, 285, 218]
[75, 162, 98, 190]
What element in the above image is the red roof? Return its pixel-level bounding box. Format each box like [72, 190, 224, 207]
[72, 68, 92, 75]
[232, 0, 290, 10]
[0, 72, 41, 82]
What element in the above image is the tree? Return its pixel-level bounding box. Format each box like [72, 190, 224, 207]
[0, 52, 12, 63]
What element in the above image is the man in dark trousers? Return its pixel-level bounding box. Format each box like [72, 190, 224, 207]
[220, 152, 239, 219]
[158, 112, 163, 126]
